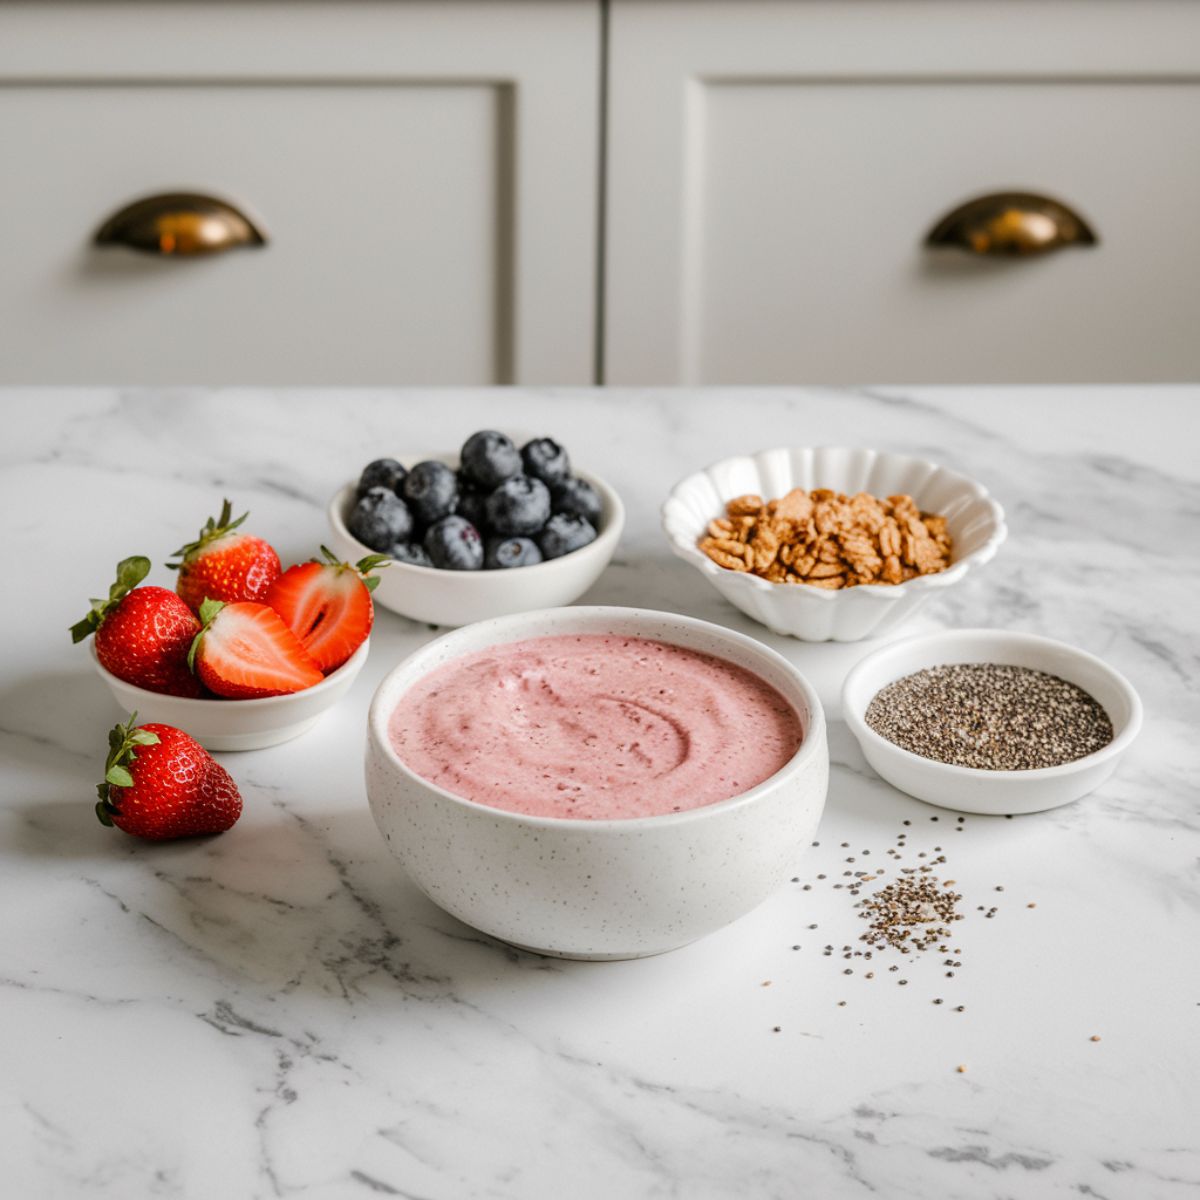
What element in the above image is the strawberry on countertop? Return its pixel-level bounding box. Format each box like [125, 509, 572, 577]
[169, 499, 282, 612]
[265, 545, 387, 672]
[96, 714, 242, 840]
[71, 556, 204, 697]
[189, 599, 324, 699]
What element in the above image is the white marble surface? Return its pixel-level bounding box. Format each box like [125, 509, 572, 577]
[2, 387, 1197, 1200]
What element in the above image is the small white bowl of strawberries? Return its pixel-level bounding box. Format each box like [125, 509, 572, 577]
[74, 500, 379, 751]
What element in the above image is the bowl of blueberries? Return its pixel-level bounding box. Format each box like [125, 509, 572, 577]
[326, 430, 625, 627]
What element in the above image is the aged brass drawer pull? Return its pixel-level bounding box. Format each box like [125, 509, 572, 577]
[94, 192, 267, 256]
[925, 192, 1097, 257]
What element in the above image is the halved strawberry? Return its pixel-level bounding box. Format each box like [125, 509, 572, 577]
[169, 499, 282, 613]
[265, 546, 387, 672]
[189, 600, 323, 699]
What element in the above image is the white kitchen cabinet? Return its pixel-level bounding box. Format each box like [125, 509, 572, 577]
[0, 2, 599, 386]
[604, 0, 1200, 384]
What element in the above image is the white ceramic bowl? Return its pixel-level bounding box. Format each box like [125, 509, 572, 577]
[365, 606, 829, 959]
[841, 628, 1142, 815]
[327, 466, 624, 628]
[662, 446, 1007, 642]
[91, 640, 370, 751]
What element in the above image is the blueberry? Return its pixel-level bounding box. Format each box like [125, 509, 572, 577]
[551, 476, 603, 527]
[455, 485, 489, 531]
[357, 457, 407, 498]
[520, 438, 571, 488]
[485, 536, 543, 570]
[485, 475, 551, 536]
[390, 542, 432, 568]
[348, 487, 413, 551]
[402, 460, 458, 525]
[424, 516, 483, 570]
[460, 430, 521, 490]
[537, 513, 597, 560]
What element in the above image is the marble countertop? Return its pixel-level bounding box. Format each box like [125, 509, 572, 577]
[2, 387, 1197, 1200]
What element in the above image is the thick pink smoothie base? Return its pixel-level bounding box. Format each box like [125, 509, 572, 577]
[389, 634, 804, 820]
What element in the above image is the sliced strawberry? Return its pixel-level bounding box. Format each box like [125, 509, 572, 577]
[169, 499, 282, 612]
[265, 546, 386, 672]
[189, 600, 323, 699]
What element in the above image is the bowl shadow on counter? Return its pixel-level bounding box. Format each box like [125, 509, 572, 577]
[127, 804, 592, 1003]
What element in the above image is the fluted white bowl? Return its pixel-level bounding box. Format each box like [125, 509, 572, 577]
[662, 447, 1007, 642]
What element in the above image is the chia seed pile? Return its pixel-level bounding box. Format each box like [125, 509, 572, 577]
[865, 662, 1114, 770]
[775, 815, 1021, 1022]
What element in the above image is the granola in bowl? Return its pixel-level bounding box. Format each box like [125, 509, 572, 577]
[699, 488, 951, 590]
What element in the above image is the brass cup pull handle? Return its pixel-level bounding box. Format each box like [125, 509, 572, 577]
[94, 192, 267, 256]
[925, 191, 1097, 257]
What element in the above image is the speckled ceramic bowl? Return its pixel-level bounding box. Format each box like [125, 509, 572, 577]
[365, 607, 828, 960]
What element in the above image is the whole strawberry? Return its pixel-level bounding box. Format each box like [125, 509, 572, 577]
[71, 557, 204, 697]
[169, 499, 282, 613]
[96, 715, 242, 840]
[265, 546, 387, 672]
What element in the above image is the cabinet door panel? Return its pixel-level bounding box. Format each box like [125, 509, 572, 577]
[606, 0, 1200, 384]
[0, 2, 598, 386]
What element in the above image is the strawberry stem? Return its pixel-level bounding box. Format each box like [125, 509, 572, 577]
[95, 713, 160, 826]
[168, 498, 249, 569]
[70, 556, 151, 643]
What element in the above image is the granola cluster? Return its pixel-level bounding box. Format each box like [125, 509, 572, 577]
[697, 488, 952, 589]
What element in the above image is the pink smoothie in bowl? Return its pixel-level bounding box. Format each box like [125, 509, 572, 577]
[388, 634, 804, 820]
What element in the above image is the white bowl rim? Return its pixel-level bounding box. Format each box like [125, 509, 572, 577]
[368, 605, 827, 831]
[329, 464, 625, 582]
[661, 445, 1008, 603]
[841, 627, 1143, 783]
[90, 636, 371, 709]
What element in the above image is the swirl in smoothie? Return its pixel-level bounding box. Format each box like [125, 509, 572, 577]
[389, 634, 803, 819]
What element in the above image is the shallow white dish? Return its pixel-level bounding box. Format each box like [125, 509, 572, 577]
[662, 446, 1006, 642]
[327, 465, 624, 628]
[365, 606, 829, 960]
[841, 628, 1142, 815]
[92, 639, 370, 752]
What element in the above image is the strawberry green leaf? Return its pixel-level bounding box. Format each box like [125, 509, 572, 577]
[70, 557, 151, 642]
[363, 575, 382, 593]
[95, 799, 115, 827]
[198, 598, 225, 626]
[169, 499, 249, 566]
[106, 765, 134, 788]
[130, 730, 160, 747]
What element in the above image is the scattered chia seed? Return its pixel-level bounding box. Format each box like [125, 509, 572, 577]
[865, 663, 1114, 770]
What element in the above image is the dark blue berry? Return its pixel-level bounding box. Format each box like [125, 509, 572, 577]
[551, 476, 602, 527]
[348, 487, 413, 552]
[520, 438, 571, 488]
[460, 430, 521, 490]
[402, 460, 458, 525]
[485, 536, 543, 570]
[537, 513, 596, 560]
[390, 542, 432, 568]
[424, 516, 483, 570]
[357, 457, 407, 498]
[485, 475, 551, 536]
[455, 485, 489, 531]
